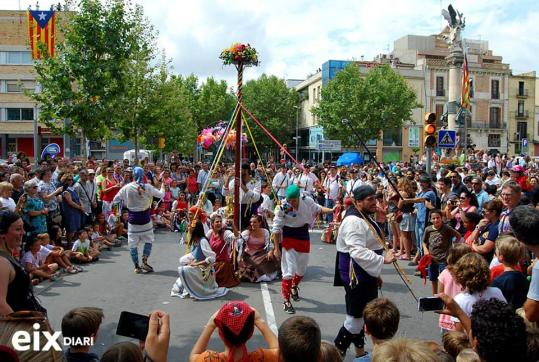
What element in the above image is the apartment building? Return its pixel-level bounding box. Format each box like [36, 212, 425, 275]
[0, 10, 58, 159]
[0, 10, 134, 161]
[393, 33, 511, 153]
[508, 71, 535, 156]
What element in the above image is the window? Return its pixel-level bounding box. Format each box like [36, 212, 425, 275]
[6, 108, 34, 121]
[436, 76, 444, 96]
[317, 86, 321, 101]
[6, 82, 22, 93]
[6, 138, 16, 154]
[518, 102, 524, 116]
[312, 88, 316, 103]
[6, 51, 32, 65]
[518, 81, 525, 96]
[6, 81, 34, 93]
[382, 128, 402, 147]
[491, 79, 500, 99]
[489, 107, 501, 128]
[435, 104, 444, 126]
[517, 122, 527, 140]
[469, 78, 474, 98]
[488, 134, 501, 147]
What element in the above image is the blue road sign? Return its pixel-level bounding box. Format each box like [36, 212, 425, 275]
[438, 130, 456, 148]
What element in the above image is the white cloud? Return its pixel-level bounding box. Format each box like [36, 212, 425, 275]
[9, 0, 539, 83]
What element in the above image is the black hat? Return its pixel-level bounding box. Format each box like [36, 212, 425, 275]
[353, 185, 376, 200]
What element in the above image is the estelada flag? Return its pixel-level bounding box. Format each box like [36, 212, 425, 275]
[27, 10, 56, 59]
[461, 53, 471, 110]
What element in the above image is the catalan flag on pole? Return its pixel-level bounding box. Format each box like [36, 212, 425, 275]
[461, 53, 471, 110]
[27, 10, 56, 59]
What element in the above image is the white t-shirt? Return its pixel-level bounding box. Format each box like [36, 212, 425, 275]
[0, 197, 16, 212]
[451, 287, 506, 322]
[72, 239, 91, 253]
[21, 251, 46, 268]
[38, 245, 52, 260]
[323, 175, 341, 200]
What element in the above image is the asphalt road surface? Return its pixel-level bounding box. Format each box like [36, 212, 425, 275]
[36, 228, 439, 361]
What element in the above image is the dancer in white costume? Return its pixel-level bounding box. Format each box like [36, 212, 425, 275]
[113, 167, 164, 274]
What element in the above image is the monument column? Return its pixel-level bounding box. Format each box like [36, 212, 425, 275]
[446, 51, 464, 130]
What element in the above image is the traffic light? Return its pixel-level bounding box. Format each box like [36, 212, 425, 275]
[424, 112, 437, 147]
[158, 136, 165, 149]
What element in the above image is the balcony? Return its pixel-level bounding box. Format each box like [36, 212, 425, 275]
[517, 89, 529, 98]
[514, 110, 529, 119]
[468, 121, 505, 130]
[512, 133, 530, 142]
[436, 89, 445, 97]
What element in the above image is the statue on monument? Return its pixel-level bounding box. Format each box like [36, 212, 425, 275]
[441, 4, 466, 50]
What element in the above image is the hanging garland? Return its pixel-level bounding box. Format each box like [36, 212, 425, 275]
[197, 122, 247, 150]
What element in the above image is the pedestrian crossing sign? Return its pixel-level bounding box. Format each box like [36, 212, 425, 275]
[438, 130, 456, 148]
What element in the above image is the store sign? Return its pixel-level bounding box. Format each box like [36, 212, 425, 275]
[40, 143, 61, 159]
[309, 126, 324, 149]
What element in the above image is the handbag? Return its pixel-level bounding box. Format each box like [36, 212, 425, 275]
[0, 311, 62, 362]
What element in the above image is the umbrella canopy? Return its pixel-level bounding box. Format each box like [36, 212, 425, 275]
[336, 152, 364, 166]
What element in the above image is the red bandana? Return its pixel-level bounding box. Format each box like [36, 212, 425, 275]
[213, 301, 255, 362]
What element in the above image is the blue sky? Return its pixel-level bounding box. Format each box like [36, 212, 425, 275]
[9, 0, 539, 84]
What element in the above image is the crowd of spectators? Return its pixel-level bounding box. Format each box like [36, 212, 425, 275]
[1, 148, 539, 361]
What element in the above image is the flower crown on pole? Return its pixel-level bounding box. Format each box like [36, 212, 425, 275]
[219, 43, 259, 66]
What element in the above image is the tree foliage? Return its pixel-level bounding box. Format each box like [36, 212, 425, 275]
[241, 74, 299, 149]
[312, 63, 420, 146]
[32, 0, 143, 143]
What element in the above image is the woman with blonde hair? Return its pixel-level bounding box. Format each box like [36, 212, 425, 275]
[0, 182, 16, 212]
[372, 337, 439, 362]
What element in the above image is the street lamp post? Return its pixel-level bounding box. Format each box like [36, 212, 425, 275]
[294, 105, 300, 159]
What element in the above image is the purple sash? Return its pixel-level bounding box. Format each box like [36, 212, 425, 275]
[128, 209, 151, 225]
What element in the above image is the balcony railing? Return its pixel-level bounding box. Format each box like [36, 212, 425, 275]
[515, 110, 529, 119]
[436, 89, 445, 97]
[517, 89, 529, 98]
[468, 121, 505, 129]
[512, 133, 530, 142]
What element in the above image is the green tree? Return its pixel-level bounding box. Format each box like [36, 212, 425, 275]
[143, 67, 195, 155]
[242, 74, 299, 150]
[312, 63, 420, 146]
[196, 77, 236, 129]
[32, 0, 148, 157]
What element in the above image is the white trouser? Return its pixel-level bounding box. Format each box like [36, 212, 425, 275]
[127, 230, 154, 248]
[281, 248, 309, 279]
[344, 315, 364, 334]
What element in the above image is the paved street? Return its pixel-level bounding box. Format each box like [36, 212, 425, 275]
[36, 229, 438, 361]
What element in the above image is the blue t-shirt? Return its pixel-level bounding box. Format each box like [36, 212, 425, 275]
[492, 270, 528, 309]
[415, 190, 436, 224]
[353, 351, 371, 362]
[527, 262, 539, 301]
[477, 221, 499, 263]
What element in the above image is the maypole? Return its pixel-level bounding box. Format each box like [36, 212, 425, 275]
[234, 61, 243, 231]
[219, 43, 258, 230]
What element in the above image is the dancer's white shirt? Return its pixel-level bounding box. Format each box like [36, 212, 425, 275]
[336, 213, 383, 278]
[271, 196, 321, 234]
[227, 179, 261, 204]
[113, 182, 164, 211]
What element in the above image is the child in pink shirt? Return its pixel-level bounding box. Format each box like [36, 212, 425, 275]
[437, 243, 471, 332]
